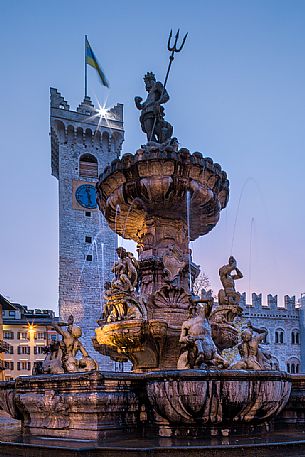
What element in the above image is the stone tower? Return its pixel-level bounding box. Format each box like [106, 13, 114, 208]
[50, 88, 124, 369]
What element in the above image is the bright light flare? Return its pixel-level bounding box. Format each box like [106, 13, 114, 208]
[98, 106, 108, 118]
[85, 97, 115, 132]
[27, 323, 36, 333]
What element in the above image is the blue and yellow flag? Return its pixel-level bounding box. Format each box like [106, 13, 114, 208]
[85, 37, 109, 88]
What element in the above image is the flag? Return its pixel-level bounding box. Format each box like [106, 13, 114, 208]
[85, 37, 109, 88]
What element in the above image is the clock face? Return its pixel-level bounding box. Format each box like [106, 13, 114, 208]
[75, 184, 97, 209]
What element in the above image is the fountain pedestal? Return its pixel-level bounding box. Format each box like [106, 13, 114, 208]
[94, 148, 229, 370]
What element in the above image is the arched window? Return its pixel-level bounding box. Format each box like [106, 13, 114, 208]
[275, 328, 284, 344]
[291, 329, 300, 345]
[287, 358, 300, 374]
[79, 153, 98, 178]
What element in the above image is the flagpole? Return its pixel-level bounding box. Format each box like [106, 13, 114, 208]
[85, 35, 88, 98]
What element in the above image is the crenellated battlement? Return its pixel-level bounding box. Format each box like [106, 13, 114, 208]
[50, 88, 124, 179]
[240, 292, 298, 314]
[50, 88, 70, 110]
[50, 88, 124, 130]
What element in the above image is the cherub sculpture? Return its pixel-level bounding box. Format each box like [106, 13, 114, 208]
[100, 248, 146, 323]
[111, 247, 139, 293]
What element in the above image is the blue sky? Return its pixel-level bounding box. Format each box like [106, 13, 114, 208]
[1, 0, 305, 311]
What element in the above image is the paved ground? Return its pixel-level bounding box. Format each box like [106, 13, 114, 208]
[2, 410, 305, 456]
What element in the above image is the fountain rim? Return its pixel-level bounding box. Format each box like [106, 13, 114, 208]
[97, 148, 229, 189]
[6, 369, 291, 387]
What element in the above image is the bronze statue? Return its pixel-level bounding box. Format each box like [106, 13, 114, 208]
[177, 299, 228, 370]
[135, 72, 173, 144]
[231, 322, 271, 370]
[218, 256, 243, 306]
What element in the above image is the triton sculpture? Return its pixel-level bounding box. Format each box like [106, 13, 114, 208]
[178, 300, 229, 369]
[43, 315, 98, 373]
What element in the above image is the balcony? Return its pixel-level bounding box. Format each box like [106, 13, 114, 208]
[0, 340, 11, 353]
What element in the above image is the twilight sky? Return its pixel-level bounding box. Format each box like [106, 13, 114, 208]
[1, 0, 305, 312]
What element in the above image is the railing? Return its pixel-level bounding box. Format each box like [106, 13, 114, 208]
[0, 340, 11, 353]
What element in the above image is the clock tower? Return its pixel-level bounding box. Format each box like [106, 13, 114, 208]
[50, 88, 124, 369]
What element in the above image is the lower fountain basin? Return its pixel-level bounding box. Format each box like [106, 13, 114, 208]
[145, 370, 291, 436]
[0, 371, 141, 440]
[0, 370, 291, 441]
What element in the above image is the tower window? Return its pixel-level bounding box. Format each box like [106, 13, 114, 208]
[85, 211, 91, 217]
[291, 330, 300, 345]
[275, 328, 284, 344]
[79, 154, 98, 178]
[85, 236, 92, 244]
[86, 254, 93, 261]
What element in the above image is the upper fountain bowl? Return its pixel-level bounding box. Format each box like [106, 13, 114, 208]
[96, 147, 229, 243]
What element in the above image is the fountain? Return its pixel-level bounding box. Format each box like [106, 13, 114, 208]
[0, 33, 301, 456]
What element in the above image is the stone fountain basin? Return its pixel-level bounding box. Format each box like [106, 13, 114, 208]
[0, 370, 291, 440]
[146, 370, 291, 434]
[96, 149, 229, 242]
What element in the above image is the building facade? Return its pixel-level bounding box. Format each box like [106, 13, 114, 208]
[241, 292, 302, 373]
[3, 303, 58, 380]
[50, 89, 124, 369]
[0, 295, 14, 380]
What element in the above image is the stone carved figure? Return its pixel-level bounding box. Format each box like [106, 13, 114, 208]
[41, 340, 64, 374]
[46, 315, 98, 374]
[258, 348, 280, 371]
[177, 298, 229, 370]
[101, 248, 146, 323]
[218, 256, 243, 306]
[112, 247, 139, 293]
[135, 72, 173, 144]
[162, 244, 187, 285]
[231, 322, 272, 370]
[210, 257, 243, 351]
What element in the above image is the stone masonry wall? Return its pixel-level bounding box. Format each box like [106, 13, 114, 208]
[50, 89, 125, 371]
[241, 292, 301, 372]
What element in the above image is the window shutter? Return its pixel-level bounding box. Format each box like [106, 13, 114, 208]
[17, 362, 20, 371]
[27, 347, 30, 355]
[27, 362, 31, 371]
[34, 346, 37, 355]
[17, 346, 21, 354]
[17, 332, 20, 340]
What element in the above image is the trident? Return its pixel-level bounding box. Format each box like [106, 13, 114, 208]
[149, 29, 188, 141]
[164, 29, 188, 89]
